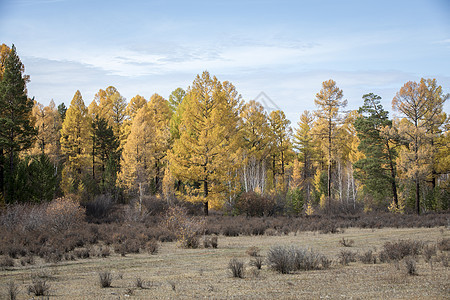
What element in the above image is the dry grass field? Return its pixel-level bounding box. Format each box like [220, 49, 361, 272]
[1, 227, 449, 299]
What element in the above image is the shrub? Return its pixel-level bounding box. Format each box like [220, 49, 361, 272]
[437, 238, 450, 252]
[228, 258, 245, 278]
[83, 194, 113, 221]
[360, 250, 377, 264]
[74, 248, 90, 259]
[338, 250, 357, 266]
[235, 191, 275, 217]
[145, 239, 159, 255]
[0, 256, 14, 269]
[222, 225, 240, 237]
[404, 256, 418, 275]
[165, 206, 204, 248]
[210, 236, 218, 248]
[6, 280, 19, 300]
[99, 246, 111, 258]
[246, 246, 261, 257]
[423, 244, 437, 266]
[46, 197, 85, 233]
[267, 245, 329, 274]
[28, 277, 50, 296]
[339, 237, 354, 247]
[99, 271, 112, 288]
[267, 246, 293, 274]
[265, 228, 278, 236]
[250, 257, 264, 270]
[292, 248, 328, 271]
[380, 239, 423, 261]
[135, 277, 146, 289]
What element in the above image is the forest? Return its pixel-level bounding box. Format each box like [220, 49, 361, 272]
[1, 43, 449, 216]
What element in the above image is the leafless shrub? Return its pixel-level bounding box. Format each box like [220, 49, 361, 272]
[74, 248, 90, 259]
[229, 258, 245, 278]
[265, 228, 278, 236]
[404, 256, 418, 276]
[0, 256, 14, 269]
[99, 271, 112, 288]
[135, 277, 146, 289]
[46, 197, 85, 233]
[339, 237, 354, 247]
[423, 244, 437, 269]
[267, 246, 293, 274]
[437, 238, 450, 252]
[360, 250, 377, 264]
[250, 256, 264, 270]
[145, 239, 159, 254]
[165, 206, 204, 248]
[246, 246, 261, 257]
[98, 246, 111, 258]
[339, 250, 357, 266]
[5, 280, 20, 300]
[380, 239, 423, 261]
[20, 255, 35, 266]
[28, 276, 50, 296]
[210, 236, 218, 248]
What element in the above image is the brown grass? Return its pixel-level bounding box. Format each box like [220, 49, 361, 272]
[0, 227, 448, 299]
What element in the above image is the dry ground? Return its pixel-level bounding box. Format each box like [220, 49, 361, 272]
[1, 227, 449, 299]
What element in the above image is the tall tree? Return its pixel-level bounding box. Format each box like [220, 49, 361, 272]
[60, 90, 91, 195]
[92, 115, 119, 192]
[293, 110, 316, 203]
[147, 93, 171, 193]
[240, 100, 271, 193]
[268, 110, 292, 192]
[354, 93, 399, 208]
[31, 100, 62, 164]
[0, 45, 36, 203]
[169, 71, 242, 215]
[118, 104, 155, 196]
[314, 79, 347, 209]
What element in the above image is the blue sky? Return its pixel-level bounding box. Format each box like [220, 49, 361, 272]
[1, 0, 449, 124]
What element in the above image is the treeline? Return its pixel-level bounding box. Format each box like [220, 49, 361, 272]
[0, 44, 448, 215]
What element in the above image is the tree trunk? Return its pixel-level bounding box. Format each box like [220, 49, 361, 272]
[0, 148, 3, 200]
[203, 180, 209, 216]
[386, 142, 398, 207]
[415, 178, 420, 215]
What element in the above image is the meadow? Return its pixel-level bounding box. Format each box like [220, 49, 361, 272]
[1, 224, 449, 299]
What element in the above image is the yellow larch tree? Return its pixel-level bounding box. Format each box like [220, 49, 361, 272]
[30, 99, 62, 164]
[169, 71, 242, 215]
[240, 100, 271, 193]
[60, 90, 91, 195]
[118, 104, 155, 197]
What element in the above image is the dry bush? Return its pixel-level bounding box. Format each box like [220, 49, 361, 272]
[380, 239, 423, 261]
[338, 250, 357, 266]
[267, 245, 329, 274]
[145, 239, 159, 254]
[267, 246, 293, 274]
[404, 256, 418, 275]
[99, 271, 112, 288]
[28, 276, 50, 296]
[228, 258, 245, 278]
[437, 238, 450, 252]
[246, 246, 261, 257]
[83, 194, 114, 222]
[292, 248, 328, 271]
[360, 250, 377, 264]
[265, 228, 278, 236]
[339, 237, 354, 247]
[0, 256, 14, 269]
[135, 277, 146, 289]
[6, 280, 20, 300]
[165, 206, 205, 248]
[210, 236, 218, 248]
[250, 257, 264, 270]
[46, 197, 85, 233]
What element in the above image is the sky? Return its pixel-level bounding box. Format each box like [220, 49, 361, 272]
[1, 0, 449, 124]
